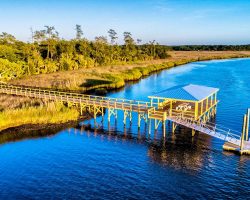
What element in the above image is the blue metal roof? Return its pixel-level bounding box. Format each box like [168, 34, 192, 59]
[152, 84, 219, 101]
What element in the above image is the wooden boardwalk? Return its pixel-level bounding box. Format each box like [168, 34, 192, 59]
[0, 83, 152, 112]
[0, 83, 153, 126]
[1, 82, 249, 154]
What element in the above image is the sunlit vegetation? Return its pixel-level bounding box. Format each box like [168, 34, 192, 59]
[1, 25, 250, 132]
[0, 94, 79, 132]
[9, 50, 250, 91]
[0, 25, 170, 81]
[0, 102, 79, 131]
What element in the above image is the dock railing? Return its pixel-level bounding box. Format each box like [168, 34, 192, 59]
[148, 107, 168, 120]
[171, 114, 242, 146]
[0, 83, 158, 112]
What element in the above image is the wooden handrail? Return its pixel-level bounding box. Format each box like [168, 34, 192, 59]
[0, 83, 155, 113]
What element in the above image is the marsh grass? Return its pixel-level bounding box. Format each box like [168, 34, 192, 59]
[0, 94, 44, 111]
[0, 102, 79, 132]
[10, 51, 250, 92]
[1, 51, 250, 132]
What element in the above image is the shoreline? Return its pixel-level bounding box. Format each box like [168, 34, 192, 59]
[0, 115, 90, 144]
[1, 51, 250, 135]
[80, 53, 250, 95]
[8, 51, 250, 93]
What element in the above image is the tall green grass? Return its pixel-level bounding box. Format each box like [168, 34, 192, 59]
[84, 54, 250, 92]
[83, 61, 177, 91]
[0, 103, 79, 131]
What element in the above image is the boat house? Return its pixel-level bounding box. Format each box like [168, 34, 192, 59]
[148, 84, 219, 122]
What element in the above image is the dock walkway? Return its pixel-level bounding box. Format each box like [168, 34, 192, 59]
[168, 116, 241, 146]
[1, 83, 249, 154]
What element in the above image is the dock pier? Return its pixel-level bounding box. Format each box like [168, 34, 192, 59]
[1, 83, 250, 155]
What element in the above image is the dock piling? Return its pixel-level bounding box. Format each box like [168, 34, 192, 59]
[246, 109, 250, 141]
[240, 114, 247, 150]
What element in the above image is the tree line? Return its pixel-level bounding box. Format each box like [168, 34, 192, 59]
[1, 25, 250, 81]
[0, 25, 169, 80]
[171, 45, 250, 51]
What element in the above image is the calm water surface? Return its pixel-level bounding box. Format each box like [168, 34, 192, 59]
[1, 58, 250, 199]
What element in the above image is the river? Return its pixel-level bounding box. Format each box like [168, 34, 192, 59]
[1, 58, 250, 199]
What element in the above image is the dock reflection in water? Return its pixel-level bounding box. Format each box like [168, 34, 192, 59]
[76, 116, 214, 173]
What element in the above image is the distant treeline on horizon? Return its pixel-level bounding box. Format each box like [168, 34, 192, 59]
[170, 45, 250, 51]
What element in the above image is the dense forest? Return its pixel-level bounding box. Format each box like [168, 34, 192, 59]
[0, 25, 169, 81]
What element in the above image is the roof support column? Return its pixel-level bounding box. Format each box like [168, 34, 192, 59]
[195, 102, 198, 120]
[210, 95, 213, 107]
[200, 100, 203, 115]
[170, 100, 172, 116]
[206, 98, 208, 110]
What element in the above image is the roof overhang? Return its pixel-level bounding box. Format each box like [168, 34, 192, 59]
[149, 84, 219, 103]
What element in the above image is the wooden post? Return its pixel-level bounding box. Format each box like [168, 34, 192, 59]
[123, 111, 127, 126]
[115, 109, 118, 119]
[148, 119, 151, 135]
[129, 111, 132, 124]
[108, 109, 111, 122]
[192, 129, 195, 137]
[101, 107, 104, 123]
[246, 109, 250, 141]
[172, 122, 176, 133]
[138, 113, 141, 128]
[93, 106, 97, 119]
[80, 104, 83, 115]
[170, 100, 172, 116]
[195, 102, 198, 120]
[162, 120, 166, 138]
[200, 100, 203, 115]
[240, 114, 247, 150]
[101, 107, 104, 117]
[206, 98, 208, 110]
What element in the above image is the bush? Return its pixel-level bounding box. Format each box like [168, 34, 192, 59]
[0, 58, 25, 80]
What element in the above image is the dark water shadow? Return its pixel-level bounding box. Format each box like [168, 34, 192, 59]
[0, 121, 80, 145]
[81, 79, 113, 88]
[74, 122, 213, 173]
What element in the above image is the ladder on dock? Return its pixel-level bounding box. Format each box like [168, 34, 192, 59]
[168, 116, 242, 146]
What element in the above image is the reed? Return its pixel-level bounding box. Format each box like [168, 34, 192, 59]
[9, 51, 250, 92]
[0, 102, 79, 132]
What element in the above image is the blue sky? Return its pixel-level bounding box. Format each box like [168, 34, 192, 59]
[0, 0, 250, 45]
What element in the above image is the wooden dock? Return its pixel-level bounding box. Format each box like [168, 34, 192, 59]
[1, 82, 250, 154]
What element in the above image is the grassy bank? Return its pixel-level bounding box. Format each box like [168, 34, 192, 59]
[1, 51, 250, 133]
[9, 51, 250, 92]
[0, 102, 79, 132]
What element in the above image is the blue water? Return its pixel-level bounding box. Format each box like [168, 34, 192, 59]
[1, 58, 250, 199]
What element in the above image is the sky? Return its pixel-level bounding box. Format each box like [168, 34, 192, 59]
[0, 0, 250, 45]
